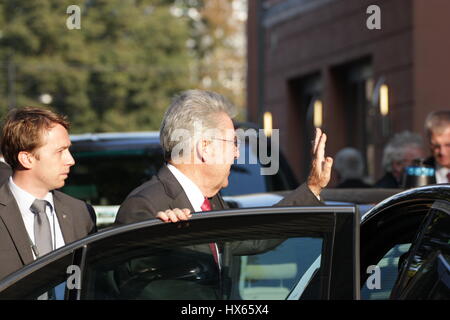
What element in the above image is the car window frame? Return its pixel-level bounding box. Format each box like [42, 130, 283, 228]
[0, 206, 360, 300]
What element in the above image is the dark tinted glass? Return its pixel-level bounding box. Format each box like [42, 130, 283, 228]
[62, 147, 164, 205]
[82, 211, 335, 300]
[0, 253, 74, 300]
[397, 251, 450, 299]
[392, 200, 450, 299]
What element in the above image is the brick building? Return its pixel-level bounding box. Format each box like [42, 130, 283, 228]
[247, 0, 450, 184]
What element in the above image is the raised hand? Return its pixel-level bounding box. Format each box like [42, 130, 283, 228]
[307, 128, 333, 197]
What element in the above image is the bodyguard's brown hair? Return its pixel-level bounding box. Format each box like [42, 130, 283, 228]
[1, 107, 70, 170]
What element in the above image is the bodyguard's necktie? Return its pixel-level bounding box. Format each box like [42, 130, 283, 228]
[447, 172, 450, 183]
[30, 199, 53, 257]
[201, 197, 220, 266]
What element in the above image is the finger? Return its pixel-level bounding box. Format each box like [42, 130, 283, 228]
[315, 131, 327, 163]
[321, 157, 333, 186]
[312, 128, 321, 154]
[156, 211, 169, 222]
[166, 210, 179, 223]
[173, 208, 190, 221]
[182, 208, 192, 218]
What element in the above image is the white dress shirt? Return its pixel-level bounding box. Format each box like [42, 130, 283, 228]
[435, 164, 450, 184]
[167, 164, 206, 212]
[8, 177, 65, 259]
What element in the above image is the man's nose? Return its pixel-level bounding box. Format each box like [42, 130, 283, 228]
[234, 144, 240, 160]
[66, 150, 75, 166]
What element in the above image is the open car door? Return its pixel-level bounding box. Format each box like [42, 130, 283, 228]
[0, 206, 360, 300]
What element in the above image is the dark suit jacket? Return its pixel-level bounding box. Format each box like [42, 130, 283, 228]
[116, 164, 322, 224]
[374, 172, 400, 188]
[0, 162, 12, 186]
[0, 183, 97, 280]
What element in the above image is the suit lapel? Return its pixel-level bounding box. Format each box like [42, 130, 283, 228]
[0, 184, 34, 265]
[52, 191, 75, 244]
[157, 165, 228, 212]
[157, 165, 195, 212]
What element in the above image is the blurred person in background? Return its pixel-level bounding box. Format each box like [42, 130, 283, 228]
[375, 131, 425, 188]
[334, 147, 371, 188]
[423, 110, 450, 183]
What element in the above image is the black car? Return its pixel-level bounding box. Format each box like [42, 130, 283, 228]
[0, 184, 448, 300]
[62, 129, 298, 226]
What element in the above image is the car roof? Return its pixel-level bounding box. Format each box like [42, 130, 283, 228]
[69, 131, 161, 151]
[361, 183, 450, 222]
[70, 131, 160, 142]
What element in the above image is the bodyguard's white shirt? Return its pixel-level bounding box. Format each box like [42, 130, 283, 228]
[8, 177, 65, 259]
[435, 164, 450, 183]
[167, 164, 205, 212]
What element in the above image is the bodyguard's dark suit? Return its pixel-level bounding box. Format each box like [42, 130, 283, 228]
[0, 162, 12, 186]
[0, 183, 97, 280]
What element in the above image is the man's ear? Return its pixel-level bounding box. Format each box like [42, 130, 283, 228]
[196, 138, 211, 163]
[17, 151, 34, 169]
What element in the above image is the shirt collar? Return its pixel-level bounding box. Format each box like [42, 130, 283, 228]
[167, 164, 205, 212]
[435, 163, 450, 183]
[8, 177, 55, 214]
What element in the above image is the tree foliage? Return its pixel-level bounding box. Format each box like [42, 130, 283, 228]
[0, 0, 194, 132]
[0, 0, 246, 132]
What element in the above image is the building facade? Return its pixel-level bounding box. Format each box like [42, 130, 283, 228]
[247, 0, 450, 184]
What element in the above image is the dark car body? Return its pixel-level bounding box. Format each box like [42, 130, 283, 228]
[0, 184, 448, 300]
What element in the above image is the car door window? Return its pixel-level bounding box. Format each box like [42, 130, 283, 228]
[361, 243, 411, 300]
[236, 237, 323, 300]
[81, 207, 358, 300]
[0, 252, 75, 300]
[391, 200, 450, 299]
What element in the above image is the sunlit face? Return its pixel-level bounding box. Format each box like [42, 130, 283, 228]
[31, 124, 75, 192]
[205, 112, 239, 189]
[430, 127, 450, 168]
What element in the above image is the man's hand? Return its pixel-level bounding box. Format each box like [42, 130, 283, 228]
[156, 208, 192, 223]
[307, 128, 333, 197]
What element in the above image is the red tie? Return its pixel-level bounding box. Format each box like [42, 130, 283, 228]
[201, 197, 220, 266]
[447, 172, 450, 183]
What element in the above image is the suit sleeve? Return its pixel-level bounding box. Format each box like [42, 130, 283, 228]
[227, 183, 323, 256]
[115, 194, 160, 225]
[85, 203, 98, 234]
[275, 182, 323, 207]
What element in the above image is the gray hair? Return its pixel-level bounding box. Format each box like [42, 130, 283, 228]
[382, 131, 424, 172]
[424, 110, 450, 139]
[334, 147, 365, 180]
[160, 89, 237, 160]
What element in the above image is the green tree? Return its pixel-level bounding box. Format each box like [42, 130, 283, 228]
[0, 0, 193, 132]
